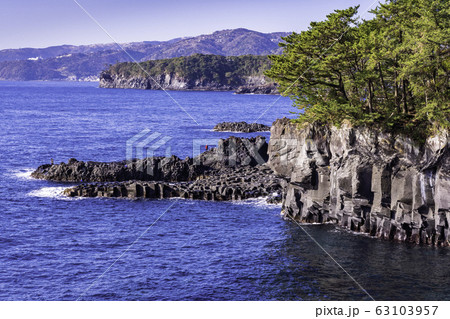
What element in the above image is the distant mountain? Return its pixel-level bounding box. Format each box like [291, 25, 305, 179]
[0, 29, 289, 81]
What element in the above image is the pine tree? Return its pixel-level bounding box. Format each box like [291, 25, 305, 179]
[266, 0, 449, 140]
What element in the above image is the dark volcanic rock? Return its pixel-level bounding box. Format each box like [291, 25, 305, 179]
[43, 135, 286, 204]
[31, 156, 200, 183]
[269, 117, 450, 246]
[63, 164, 284, 203]
[213, 122, 270, 133]
[234, 84, 278, 95]
[31, 136, 270, 183]
[196, 136, 269, 168]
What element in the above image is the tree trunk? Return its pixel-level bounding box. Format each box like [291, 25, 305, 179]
[338, 74, 348, 101]
[394, 75, 400, 112]
[402, 79, 408, 114]
[378, 63, 389, 101]
[368, 79, 374, 113]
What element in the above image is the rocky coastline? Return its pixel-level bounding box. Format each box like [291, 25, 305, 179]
[32, 120, 450, 246]
[99, 73, 278, 94]
[32, 136, 284, 203]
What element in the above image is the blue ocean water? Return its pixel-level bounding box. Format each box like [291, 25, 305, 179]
[0, 81, 448, 301]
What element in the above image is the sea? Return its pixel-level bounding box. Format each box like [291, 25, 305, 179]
[0, 80, 448, 300]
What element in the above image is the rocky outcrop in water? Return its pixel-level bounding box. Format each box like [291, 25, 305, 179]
[32, 136, 269, 182]
[235, 84, 278, 95]
[234, 75, 278, 94]
[33, 136, 283, 203]
[213, 121, 270, 132]
[269, 118, 450, 246]
[32, 156, 203, 183]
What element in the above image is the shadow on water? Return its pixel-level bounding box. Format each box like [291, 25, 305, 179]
[264, 223, 450, 301]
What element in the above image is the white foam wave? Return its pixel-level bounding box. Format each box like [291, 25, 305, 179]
[330, 227, 375, 238]
[11, 168, 35, 180]
[233, 196, 282, 209]
[27, 187, 67, 199]
[296, 221, 336, 226]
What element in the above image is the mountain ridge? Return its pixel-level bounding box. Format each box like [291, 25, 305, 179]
[0, 29, 289, 81]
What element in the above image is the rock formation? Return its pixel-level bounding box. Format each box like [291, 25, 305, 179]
[33, 136, 283, 203]
[99, 53, 279, 94]
[234, 75, 278, 94]
[32, 136, 269, 182]
[63, 164, 283, 203]
[213, 121, 270, 133]
[269, 118, 450, 246]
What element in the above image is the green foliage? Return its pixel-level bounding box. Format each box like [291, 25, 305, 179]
[266, 0, 449, 140]
[104, 54, 271, 87]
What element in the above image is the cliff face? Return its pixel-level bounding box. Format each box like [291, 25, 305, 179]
[99, 72, 278, 94]
[269, 118, 450, 246]
[99, 72, 232, 91]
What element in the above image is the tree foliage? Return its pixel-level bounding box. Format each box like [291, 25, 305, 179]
[266, 0, 449, 140]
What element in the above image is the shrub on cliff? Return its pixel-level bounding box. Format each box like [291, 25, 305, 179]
[266, 0, 449, 140]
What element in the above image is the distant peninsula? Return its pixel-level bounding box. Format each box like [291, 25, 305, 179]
[99, 54, 278, 94]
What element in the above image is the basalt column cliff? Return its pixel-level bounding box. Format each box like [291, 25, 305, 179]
[268, 118, 450, 246]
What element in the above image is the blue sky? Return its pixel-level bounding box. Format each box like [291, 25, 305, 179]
[1, 0, 379, 50]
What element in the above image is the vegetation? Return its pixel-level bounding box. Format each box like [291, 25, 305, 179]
[105, 54, 271, 86]
[266, 0, 449, 140]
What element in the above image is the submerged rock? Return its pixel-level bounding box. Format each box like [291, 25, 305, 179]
[269, 117, 450, 246]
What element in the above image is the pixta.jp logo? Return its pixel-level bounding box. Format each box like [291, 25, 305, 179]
[126, 129, 172, 173]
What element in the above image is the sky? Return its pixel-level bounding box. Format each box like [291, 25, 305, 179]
[0, 0, 380, 50]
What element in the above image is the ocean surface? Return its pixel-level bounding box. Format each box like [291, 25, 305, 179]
[0, 80, 448, 301]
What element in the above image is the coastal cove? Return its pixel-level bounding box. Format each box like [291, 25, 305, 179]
[1, 81, 449, 300]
